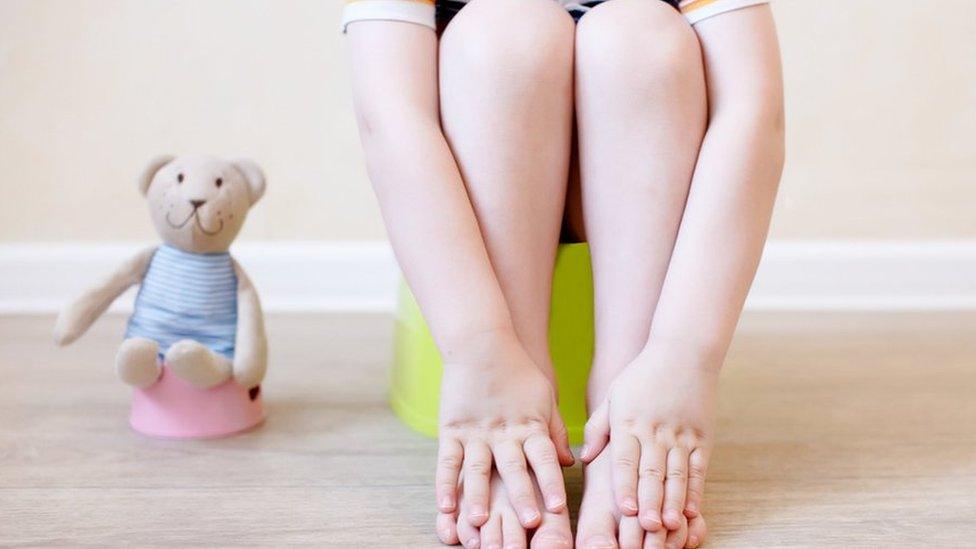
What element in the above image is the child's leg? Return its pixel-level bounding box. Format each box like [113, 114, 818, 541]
[437, 0, 576, 546]
[581, 6, 785, 548]
[571, 0, 708, 547]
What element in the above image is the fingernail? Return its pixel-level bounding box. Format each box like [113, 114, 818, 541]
[547, 495, 566, 510]
[686, 501, 699, 514]
[470, 505, 488, 519]
[689, 535, 700, 547]
[467, 538, 481, 548]
[521, 509, 540, 524]
[580, 444, 590, 458]
[440, 496, 454, 510]
[623, 497, 638, 513]
[642, 512, 662, 530]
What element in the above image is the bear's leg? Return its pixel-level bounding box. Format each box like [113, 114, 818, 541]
[116, 337, 161, 388]
[164, 339, 232, 389]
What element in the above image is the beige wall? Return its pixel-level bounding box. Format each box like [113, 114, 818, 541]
[1, 0, 973, 243]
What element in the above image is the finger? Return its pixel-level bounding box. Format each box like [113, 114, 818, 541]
[493, 441, 542, 528]
[611, 433, 641, 516]
[463, 441, 492, 526]
[685, 515, 707, 549]
[524, 435, 567, 512]
[502, 511, 528, 549]
[457, 504, 481, 549]
[684, 448, 709, 519]
[643, 526, 667, 549]
[581, 400, 610, 463]
[662, 447, 689, 530]
[663, 513, 687, 549]
[618, 515, 644, 549]
[436, 511, 459, 546]
[480, 513, 503, 549]
[637, 441, 667, 532]
[436, 438, 464, 513]
[549, 408, 576, 466]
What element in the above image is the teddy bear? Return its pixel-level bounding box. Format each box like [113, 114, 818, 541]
[54, 155, 268, 437]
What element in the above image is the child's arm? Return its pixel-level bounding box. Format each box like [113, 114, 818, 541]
[346, 20, 573, 525]
[346, 23, 513, 353]
[581, 2, 786, 527]
[230, 260, 267, 390]
[54, 246, 157, 346]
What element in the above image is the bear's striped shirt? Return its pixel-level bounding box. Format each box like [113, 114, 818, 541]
[125, 244, 238, 359]
[342, 0, 771, 31]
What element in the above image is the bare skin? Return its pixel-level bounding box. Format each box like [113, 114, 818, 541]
[346, 10, 574, 536]
[346, 1, 784, 546]
[579, 5, 786, 548]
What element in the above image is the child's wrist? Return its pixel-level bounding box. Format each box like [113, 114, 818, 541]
[640, 336, 726, 374]
[439, 324, 525, 368]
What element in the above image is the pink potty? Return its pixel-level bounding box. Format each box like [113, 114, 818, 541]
[130, 365, 265, 439]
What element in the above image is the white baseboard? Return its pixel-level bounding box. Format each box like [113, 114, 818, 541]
[1, 240, 975, 314]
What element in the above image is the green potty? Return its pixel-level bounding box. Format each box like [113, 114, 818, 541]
[389, 243, 594, 445]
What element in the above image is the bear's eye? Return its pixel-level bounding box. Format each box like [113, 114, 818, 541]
[215, 178, 223, 188]
[177, 173, 184, 183]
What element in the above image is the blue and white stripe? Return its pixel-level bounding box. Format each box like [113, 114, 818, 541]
[125, 245, 238, 359]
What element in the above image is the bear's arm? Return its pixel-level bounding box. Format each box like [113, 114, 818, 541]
[53, 246, 157, 346]
[230, 259, 267, 389]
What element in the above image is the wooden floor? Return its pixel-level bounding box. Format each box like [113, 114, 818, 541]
[2, 313, 975, 547]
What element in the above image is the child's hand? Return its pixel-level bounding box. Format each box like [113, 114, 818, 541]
[580, 350, 718, 534]
[436, 329, 574, 529]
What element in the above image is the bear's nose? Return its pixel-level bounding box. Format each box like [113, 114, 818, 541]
[189, 199, 206, 209]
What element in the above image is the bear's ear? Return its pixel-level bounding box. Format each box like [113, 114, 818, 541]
[138, 154, 175, 196]
[232, 159, 266, 205]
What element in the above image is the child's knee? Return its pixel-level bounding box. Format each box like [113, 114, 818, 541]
[440, 0, 574, 83]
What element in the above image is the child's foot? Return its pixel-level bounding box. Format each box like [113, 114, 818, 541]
[576, 449, 704, 549]
[580, 350, 718, 548]
[438, 470, 573, 549]
[164, 339, 232, 388]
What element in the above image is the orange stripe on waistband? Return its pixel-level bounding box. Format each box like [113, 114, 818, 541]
[679, 0, 720, 12]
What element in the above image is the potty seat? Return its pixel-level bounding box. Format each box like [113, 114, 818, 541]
[390, 243, 594, 444]
[130, 365, 265, 439]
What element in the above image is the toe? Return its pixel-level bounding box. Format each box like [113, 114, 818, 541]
[642, 528, 666, 549]
[685, 516, 707, 549]
[481, 514, 503, 549]
[617, 515, 643, 549]
[575, 500, 618, 549]
[663, 514, 688, 549]
[458, 512, 481, 549]
[501, 511, 528, 549]
[530, 507, 572, 549]
[436, 512, 459, 545]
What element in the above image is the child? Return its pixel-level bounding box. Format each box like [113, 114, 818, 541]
[343, 0, 784, 547]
